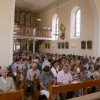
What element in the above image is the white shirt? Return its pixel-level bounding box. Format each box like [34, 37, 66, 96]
[51, 67, 57, 77]
[1, 77, 7, 84]
[57, 70, 73, 84]
[87, 71, 96, 79]
[42, 60, 50, 69]
[26, 68, 40, 81]
[94, 71, 100, 78]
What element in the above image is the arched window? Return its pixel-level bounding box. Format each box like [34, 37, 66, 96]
[70, 7, 81, 39]
[52, 14, 59, 39]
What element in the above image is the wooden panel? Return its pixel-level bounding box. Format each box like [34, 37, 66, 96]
[52, 82, 82, 94]
[0, 90, 24, 100]
[25, 12, 31, 27]
[19, 12, 25, 26]
[81, 41, 86, 49]
[87, 40, 92, 49]
[15, 9, 20, 24]
[68, 92, 100, 100]
[49, 79, 100, 100]
[52, 79, 100, 94]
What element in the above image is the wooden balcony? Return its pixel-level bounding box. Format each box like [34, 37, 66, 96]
[35, 29, 52, 38]
[14, 25, 52, 39]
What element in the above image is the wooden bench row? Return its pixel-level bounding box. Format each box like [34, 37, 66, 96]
[68, 91, 100, 100]
[0, 89, 24, 100]
[20, 75, 100, 100]
[49, 79, 100, 100]
[9, 68, 100, 100]
[0, 78, 99, 100]
[20, 74, 40, 99]
[0, 75, 38, 100]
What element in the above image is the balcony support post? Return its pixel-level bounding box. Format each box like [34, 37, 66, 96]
[33, 39, 36, 53]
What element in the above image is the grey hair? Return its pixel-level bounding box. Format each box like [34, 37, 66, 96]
[0, 67, 8, 74]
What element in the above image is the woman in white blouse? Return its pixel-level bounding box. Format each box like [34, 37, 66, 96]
[0, 67, 16, 92]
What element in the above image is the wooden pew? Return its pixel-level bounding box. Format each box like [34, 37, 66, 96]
[33, 74, 40, 100]
[20, 74, 40, 100]
[68, 91, 100, 100]
[20, 71, 28, 95]
[0, 89, 24, 100]
[20, 76, 28, 95]
[49, 79, 100, 100]
[16, 67, 21, 89]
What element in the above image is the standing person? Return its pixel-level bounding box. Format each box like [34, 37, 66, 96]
[0, 67, 16, 92]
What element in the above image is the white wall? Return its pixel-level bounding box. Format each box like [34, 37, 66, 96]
[39, 0, 97, 57]
[92, 0, 100, 57]
[0, 0, 15, 66]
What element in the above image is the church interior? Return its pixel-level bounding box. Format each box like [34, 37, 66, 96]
[0, 0, 100, 100]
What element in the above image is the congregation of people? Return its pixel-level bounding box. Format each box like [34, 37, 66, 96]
[0, 50, 100, 100]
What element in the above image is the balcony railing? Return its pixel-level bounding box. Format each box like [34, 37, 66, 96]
[14, 25, 52, 38]
[35, 29, 52, 38]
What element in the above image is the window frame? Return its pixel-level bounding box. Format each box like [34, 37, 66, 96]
[52, 14, 59, 39]
[74, 9, 81, 37]
[70, 7, 81, 39]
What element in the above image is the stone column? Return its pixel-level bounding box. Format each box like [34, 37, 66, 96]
[27, 39, 29, 51]
[0, 0, 15, 66]
[33, 39, 36, 53]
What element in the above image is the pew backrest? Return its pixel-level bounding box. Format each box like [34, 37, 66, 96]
[49, 79, 100, 100]
[33, 74, 40, 100]
[0, 89, 24, 100]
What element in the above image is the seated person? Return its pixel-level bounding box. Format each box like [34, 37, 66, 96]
[94, 65, 100, 79]
[57, 64, 73, 85]
[0, 67, 16, 92]
[40, 65, 56, 99]
[80, 66, 88, 81]
[51, 60, 59, 78]
[57, 64, 73, 100]
[71, 64, 80, 82]
[87, 67, 96, 80]
[26, 62, 40, 94]
[71, 64, 83, 97]
[42, 56, 50, 69]
[87, 67, 96, 93]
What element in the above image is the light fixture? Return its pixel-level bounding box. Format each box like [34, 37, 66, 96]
[36, 18, 41, 22]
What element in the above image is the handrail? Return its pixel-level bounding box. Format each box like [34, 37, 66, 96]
[14, 27, 52, 38]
